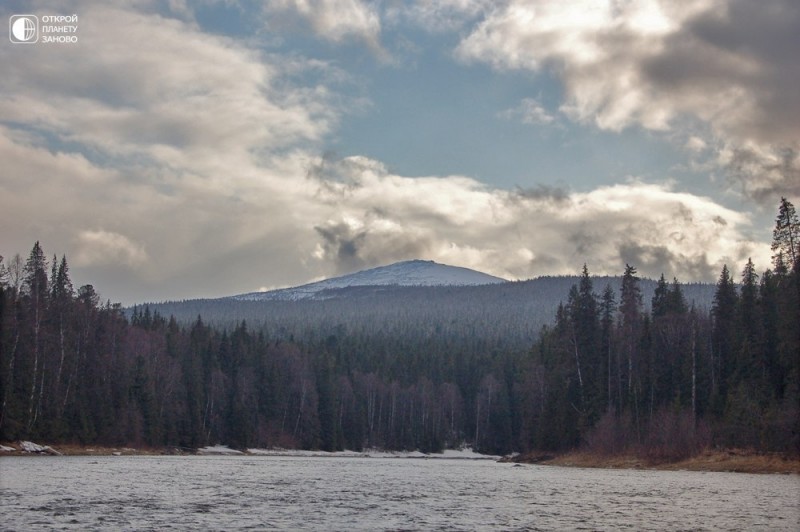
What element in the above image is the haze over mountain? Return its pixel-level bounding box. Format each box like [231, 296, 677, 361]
[234, 260, 507, 301]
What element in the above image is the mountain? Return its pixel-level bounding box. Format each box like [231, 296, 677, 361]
[136, 272, 716, 354]
[135, 262, 716, 361]
[232, 260, 508, 301]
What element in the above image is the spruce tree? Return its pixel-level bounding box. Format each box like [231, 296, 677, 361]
[667, 278, 688, 315]
[567, 265, 600, 422]
[618, 264, 642, 410]
[769, 199, 800, 446]
[711, 265, 738, 413]
[599, 284, 616, 412]
[737, 259, 761, 374]
[651, 274, 669, 319]
[771, 197, 799, 270]
[22, 242, 48, 301]
[51, 255, 73, 303]
[21, 242, 49, 435]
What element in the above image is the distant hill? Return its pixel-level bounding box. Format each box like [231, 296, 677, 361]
[233, 260, 507, 301]
[136, 262, 716, 355]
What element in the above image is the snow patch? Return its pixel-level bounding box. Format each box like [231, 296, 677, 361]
[0, 444, 15, 452]
[20, 441, 61, 455]
[243, 447, 499, 460]
[441, 448, 500, 460]
[197, 445, 244, 455]
[234, 260, 507, 301]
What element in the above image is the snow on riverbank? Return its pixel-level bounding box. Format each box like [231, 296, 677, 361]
[2, 441, 63, 455]
[0, 441, 499, 460]
[196, 445, 244, 455]
[244, 447, 500, 460]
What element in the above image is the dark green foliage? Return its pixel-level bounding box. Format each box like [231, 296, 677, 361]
[771, 197, 799, 270]
[711, 264, 738, 412]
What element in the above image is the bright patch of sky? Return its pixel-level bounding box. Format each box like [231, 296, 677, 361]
[1, 0, 797, 304]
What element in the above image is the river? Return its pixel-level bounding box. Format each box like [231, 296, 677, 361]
[1, 455, 798, 530]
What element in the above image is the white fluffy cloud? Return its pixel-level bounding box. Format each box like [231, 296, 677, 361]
[74, 230, 148, 268]
[306, 156, 765, 282]
[0, 5, 335, 170]
[0, 3, 338, 294]
[456, 0, 800, 201]
[499, 98, 556, 125]
[267, 0, 382, 50]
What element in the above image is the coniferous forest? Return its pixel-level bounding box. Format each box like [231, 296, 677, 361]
[1, 198, 798, 458]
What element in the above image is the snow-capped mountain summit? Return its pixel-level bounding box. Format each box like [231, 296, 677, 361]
[233, 260, 507, 301]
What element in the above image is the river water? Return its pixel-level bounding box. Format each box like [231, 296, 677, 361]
[1, 455, 798, 530]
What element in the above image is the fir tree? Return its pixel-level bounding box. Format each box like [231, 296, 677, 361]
[618, 264, 643, 409]
[599, 284, 616, 412]
[711, 265, 738, 413]
[771, 197, 799, 270]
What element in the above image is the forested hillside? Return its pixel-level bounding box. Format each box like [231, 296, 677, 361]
[1, 199, 797, 457]
[138, 276, 716, 348]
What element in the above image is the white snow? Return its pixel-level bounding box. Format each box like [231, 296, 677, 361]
[441, 447, 501, 460]
[19, 441, 61, 454]
[234, 260, 507, 301]
[196, 445, 244, 455]
[0, 444, 15, 452]
[243, 447, 499, 460]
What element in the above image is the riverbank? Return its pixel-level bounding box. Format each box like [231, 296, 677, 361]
[507, 448, 800, 475]
[3, 441, 798, 474]
[0, 441, 498, 460]
[0, 441, 183, 456]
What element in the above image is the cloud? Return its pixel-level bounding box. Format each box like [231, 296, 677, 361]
[0, 4, 336, 172]
[266, 0, 383, 51]
[512, 184, 570, 203]
[456, 0, 800, 202]
[313, 217, 435, 275]
[499, 98, 557, 125]
[305, 155, 766, 283]
[685, 136, 708, 153]
[0, 1, 772, 304]
[0, 3, 342, 298]
[74, 230, 148, 268]
[385, 0, 493, 33]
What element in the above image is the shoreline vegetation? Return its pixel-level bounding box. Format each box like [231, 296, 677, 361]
[2, 441, 798, 475]
[504, 448, 800, 475]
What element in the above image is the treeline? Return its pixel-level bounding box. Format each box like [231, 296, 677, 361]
[0, 241, 517, 451]
[521, 198, 799, 458]
[1, 199, 797, 457]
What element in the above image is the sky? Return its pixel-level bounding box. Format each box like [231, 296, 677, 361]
[1, 0, 798, 305]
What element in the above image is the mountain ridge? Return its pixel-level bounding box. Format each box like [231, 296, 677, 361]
[233, 259, 508, 301]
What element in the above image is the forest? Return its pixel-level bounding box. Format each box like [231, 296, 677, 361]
[0, 198, 797, 458]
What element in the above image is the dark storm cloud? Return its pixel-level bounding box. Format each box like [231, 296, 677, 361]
[314, 222, 368, 274]
[618, 241, 715, 282]
[514, 184, 570, 203]
[724, 147, 800, 203]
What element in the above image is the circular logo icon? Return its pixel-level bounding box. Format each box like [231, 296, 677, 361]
[10, 15, 38, 43]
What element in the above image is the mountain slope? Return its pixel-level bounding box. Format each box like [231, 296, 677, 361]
[138, 275, 716, 358]
[233, 260, 507, 301]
